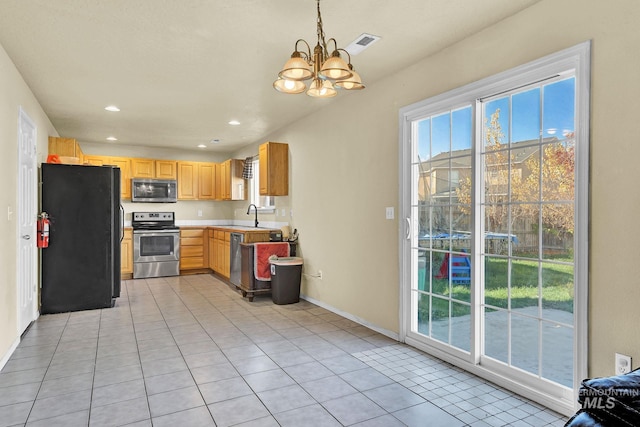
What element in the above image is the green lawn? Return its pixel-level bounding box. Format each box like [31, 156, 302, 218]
[420, 256, 574, 320]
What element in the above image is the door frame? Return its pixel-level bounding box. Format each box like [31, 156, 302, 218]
[17, 106, 39, 334]
[398, 42, 590, 416]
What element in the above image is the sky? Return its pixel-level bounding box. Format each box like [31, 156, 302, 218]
[417, 77, 575, 161]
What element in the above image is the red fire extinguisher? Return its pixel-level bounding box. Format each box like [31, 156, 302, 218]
[37, 212, 50, 248]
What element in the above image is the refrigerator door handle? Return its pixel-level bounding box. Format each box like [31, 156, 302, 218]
[120, 204, 125, 242]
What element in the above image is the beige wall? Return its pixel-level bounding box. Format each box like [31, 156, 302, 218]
[2, 0, 638, 380]
[0, 44, 56, 361]
[232, 0, 640, 376]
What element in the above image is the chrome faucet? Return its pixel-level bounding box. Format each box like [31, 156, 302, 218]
[246, 204, 259, 228]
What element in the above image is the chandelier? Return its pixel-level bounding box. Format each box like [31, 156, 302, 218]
[273, 0, 365, 98]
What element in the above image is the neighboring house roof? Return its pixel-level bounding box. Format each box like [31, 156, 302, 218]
[419, 137, 559, 171]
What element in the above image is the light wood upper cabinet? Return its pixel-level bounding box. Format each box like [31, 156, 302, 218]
[155, 160, 177, 179]
[107, 157, 132, 200]
[198, 163, 216, 200]
[82, 155, 106, 166]
[131, 158, 177, 179]
[177, 161, 198, 200]
[213, 163, 222, 200]
[131, 158, 155, 178]
[259, 142, 288, 196]
[80, 155, 131, 199]
[48, 137, 84, 162]
[221, 159, 246, 201]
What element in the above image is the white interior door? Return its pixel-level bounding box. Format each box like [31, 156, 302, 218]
[18, 107, 38, 334]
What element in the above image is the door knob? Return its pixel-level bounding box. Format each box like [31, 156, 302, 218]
[22, 235, 31, 240]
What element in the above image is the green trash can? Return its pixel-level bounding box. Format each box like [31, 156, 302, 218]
[270, 257, 303, 304]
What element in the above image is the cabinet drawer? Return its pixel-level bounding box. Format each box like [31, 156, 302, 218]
[181, 237, 204, 246]
[180, 257, 205, 269]
[244, 232, 270, 243]
[181, 245, 203, 257]
[181, 229, 204, 238]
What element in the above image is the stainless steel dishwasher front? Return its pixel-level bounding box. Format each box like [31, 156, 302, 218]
[229, 232, 244, 286]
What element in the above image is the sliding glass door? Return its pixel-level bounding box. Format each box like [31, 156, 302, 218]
[400, 43, 589, 412]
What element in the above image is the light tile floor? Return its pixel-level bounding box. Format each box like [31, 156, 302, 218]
[0, 274, 569, 426]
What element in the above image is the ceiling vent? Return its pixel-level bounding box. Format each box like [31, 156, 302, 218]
[344, 33, 381, 56]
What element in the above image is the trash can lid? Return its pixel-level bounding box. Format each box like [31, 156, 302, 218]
[270, 256, 303, 266]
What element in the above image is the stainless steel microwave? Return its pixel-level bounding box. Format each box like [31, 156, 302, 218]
[131, 178, 177, 203]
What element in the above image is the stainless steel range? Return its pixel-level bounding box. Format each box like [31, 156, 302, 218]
[132, 212, 180, 279]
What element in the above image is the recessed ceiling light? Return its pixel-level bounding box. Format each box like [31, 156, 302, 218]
[228, 120, 240, 126]
[104, 105, 120, 112]
[197, 144, 207, 148]
[106, 136, 118, 141]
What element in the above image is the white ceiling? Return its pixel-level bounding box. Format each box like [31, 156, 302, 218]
[0, 0, 541, 153]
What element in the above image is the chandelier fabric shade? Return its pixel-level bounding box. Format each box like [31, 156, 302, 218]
[273, 0, 365, 98]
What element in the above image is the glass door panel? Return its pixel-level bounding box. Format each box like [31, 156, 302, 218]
[411, 106, 472, 354]
[480, 77, 576, 388]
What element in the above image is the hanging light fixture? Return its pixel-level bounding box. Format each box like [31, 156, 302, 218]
[273, 0, 365, 98]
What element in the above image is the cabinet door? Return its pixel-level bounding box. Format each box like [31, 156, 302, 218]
[214, 163, 222, 200]
[229, 159, 246, 201]
[107, 157, 132, 200]
[259, 143, 268, 195]
[178, 162, 198, 199]
[155, 160, 177, 179]
[83, 155, 106, 166]
[48, 137, 79, 157]
[259, 142, 288, 196]
[220, 161, 229, 200]
[198, 163, 215, 200]
[131, 158, 155, 178]
[209, 237, 215, 270]
[121, 229, 133, 274]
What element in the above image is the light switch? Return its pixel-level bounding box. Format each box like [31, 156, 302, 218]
[386, 207, 394, 220]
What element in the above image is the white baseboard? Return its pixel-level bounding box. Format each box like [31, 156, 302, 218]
[0, 337, 20, 372]
[300, 294, 400, 341]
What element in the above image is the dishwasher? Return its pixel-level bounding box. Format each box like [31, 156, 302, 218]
[229, 233, 244, 286]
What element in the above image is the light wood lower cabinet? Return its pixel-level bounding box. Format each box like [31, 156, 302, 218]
[210, 229, 231, 278]
[121, 228, 133, 276]
[180, 228, 208, 271]
[209, 228, 273, 279]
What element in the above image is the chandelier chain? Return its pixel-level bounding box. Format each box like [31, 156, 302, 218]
[316, 0, 327, 61]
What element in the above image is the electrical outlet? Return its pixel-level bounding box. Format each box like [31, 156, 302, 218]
[616, 353, 632, 374]
[197, 209, 202, 217]
[318, 270, 323, 280]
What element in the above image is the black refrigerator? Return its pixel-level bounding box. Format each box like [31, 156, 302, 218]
[41, 163, 123, 314]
